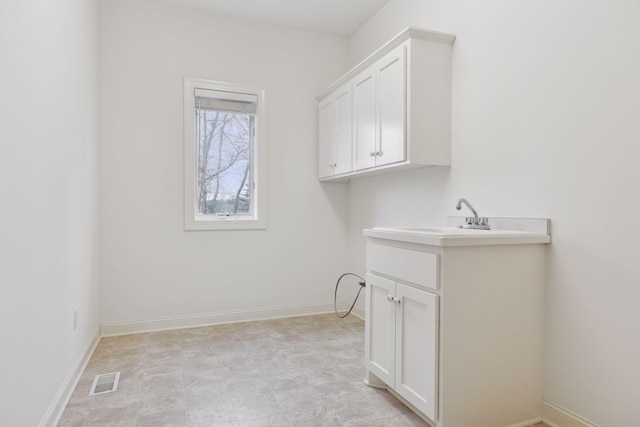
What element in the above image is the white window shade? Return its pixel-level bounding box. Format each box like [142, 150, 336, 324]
[195, 89, 257, 114]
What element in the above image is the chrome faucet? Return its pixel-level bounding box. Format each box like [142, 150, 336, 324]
[456, 198, 490, 230]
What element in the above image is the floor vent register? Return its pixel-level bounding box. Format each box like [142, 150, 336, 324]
[89, 372, 120, 396]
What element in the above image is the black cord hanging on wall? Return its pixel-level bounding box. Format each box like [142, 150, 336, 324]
[334, 273, 366, 318]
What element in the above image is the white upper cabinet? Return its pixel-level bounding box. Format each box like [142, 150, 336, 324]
[317, 28, 455, 181]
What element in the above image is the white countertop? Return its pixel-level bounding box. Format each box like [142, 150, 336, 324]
[363, 226, 551, 247]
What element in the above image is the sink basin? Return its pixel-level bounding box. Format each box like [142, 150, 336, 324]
[364, 226, 550, 246]
[375, 226, 493, 235]
[378, 227, 454, 234]
[374, 226, 533, 235]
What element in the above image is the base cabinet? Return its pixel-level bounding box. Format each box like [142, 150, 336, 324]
[364, 237, 546, 427]
[365, 273, 438, 421]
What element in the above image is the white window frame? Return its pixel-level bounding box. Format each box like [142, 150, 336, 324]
[184, 78, 267, 230]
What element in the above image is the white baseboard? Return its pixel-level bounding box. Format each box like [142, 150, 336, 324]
[542, 400, 599, 427]
[38, 329, 100, 427]
[506, 418, 543, 427]
[101, 301, 353, 336]
[350, 303, 365, 320]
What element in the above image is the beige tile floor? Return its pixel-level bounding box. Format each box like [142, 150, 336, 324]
[59, 314, 550, 427]
[59, 314, 428, 426]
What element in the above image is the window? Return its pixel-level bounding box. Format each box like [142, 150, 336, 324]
[184, 78, 266, 230]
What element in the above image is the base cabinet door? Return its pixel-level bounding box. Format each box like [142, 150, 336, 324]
[365, 273, 396, 387]
[395, 283, 438, 421]
[366, 274, 439, 422]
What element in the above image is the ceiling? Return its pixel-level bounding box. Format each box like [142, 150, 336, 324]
[151, 0, 391, 37]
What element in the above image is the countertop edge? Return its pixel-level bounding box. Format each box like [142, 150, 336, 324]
[363, 229, 551, 247]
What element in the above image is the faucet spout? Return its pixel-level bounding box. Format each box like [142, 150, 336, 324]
[455, 198, 490, 230]
[456, 198, 479, 223]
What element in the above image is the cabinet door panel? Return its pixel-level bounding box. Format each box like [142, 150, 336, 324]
[353, 68, 377, 171]
[395, 284, 438, 420]
[318, 98, 335, 178]
[333, 86, 352, 175]
[365, 273, 396, 387]
[377, 45, 406, 166]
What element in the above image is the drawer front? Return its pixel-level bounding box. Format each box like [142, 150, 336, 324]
[367, 243, 438, 290]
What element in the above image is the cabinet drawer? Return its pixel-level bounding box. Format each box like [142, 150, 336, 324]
[367, 243, 438, 290]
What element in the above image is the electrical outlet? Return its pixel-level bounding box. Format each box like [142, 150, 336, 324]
[73, 309, 78, 331]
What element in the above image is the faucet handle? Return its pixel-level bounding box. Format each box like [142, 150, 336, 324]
[465, 217, 474, 225]
[480, 217, 489, 226]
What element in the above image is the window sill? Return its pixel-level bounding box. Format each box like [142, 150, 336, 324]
[184, 216, 267, 231]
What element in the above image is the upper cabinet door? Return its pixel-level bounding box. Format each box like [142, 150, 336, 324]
[333, 85, 352, 175]
[353, 66, 377, 171]
[377, 44, 407, 167]
[318, 97, 335, 179]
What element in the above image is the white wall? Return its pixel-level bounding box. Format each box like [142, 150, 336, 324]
[0, 0, 100, 425]
[347, 1, 640, 425]
[98, 0, 350, 325]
